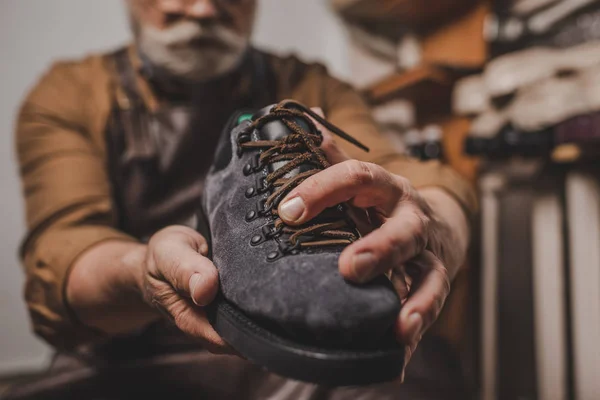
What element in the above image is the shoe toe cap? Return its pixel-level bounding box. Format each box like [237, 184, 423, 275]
[265, 254, 400, 348]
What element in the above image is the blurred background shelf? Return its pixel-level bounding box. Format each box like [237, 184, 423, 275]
[331, 0, 479, 35]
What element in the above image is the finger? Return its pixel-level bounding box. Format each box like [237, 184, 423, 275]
[345, 205, 376, 236]
[320, 130, 352, 165]
[175, 304, 231, 354]
[310, 107, 325, 118]
[395, 251, 450, 348]
[339, 202, 429, 283]
[187, 257, 219, 307]
[308, 107, 352, 165]
[150, 226, 219, 306]
[391, 270, 410, 304]
[278, 160, 407, 225]
[398, 342, 418, 382]
[159, 291, 232, 354]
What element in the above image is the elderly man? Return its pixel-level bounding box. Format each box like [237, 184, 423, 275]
[13, 0, 476, 398]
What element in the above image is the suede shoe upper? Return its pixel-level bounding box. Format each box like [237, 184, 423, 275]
[202, 101, 400, 348]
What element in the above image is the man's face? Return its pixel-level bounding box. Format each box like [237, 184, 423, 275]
[127, 0, 257, 81]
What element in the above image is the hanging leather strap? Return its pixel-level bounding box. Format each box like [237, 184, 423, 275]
[112, 48, 157, 161]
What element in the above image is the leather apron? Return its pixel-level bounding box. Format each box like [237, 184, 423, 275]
[107, 47, 276, 241]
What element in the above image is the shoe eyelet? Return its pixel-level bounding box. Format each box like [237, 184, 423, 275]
[262, 224, 274, 237]
[266, 251, 280, 261]
[257, 198, 266, 211]
[237, 132, 250, 142]
[272, 225, 283, 237]
[279, 240, 301, 254]
[236, 133, 251, 157]
[278, 241, 290, 252]
[250, 234, 263, 245]
[245, 210, 257, 221]
[250, 154, 262, 172]
[243, 164, 253, 176]
[257, 199, 273, 216]
[256, 177, 270, 194]
[245, 187, 256, 198]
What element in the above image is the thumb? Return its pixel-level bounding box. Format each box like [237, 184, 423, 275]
[186, 254, 220, 307]
[150, 227, 219, 307]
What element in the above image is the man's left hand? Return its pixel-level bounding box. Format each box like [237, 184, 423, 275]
[277, 118, 468, 371]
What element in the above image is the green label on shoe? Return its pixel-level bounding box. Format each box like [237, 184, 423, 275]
[238, 113, 254, 124]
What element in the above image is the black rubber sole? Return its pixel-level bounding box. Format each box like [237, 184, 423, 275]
[207, 295, 405, 387]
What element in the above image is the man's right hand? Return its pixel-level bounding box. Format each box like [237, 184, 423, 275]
[67, 225, 230, 353]
[139, 226, 229, 353]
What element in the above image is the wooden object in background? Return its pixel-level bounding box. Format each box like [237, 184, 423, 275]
[421, 1, 489, 68]
[498, 188, 538, 400]
[566, 170, 600, 400]
[442, 117, 480, 182]
[331, 0, 479, 36]
[364, 65, 451, 104]
[532, 188, 568, 400]
[364, 68, 481, 184]
[478, 166, 600, 400]
[479, 173, 504, 400]
[363, 65, 469, 123]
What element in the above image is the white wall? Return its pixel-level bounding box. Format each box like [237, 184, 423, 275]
[253, 0, 351, 80]
[0, 0, 350, 374]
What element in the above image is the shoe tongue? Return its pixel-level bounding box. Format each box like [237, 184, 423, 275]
[254, 104, 314, 141]
[252, 105, 351, 236]
[253, 104, 320, 177]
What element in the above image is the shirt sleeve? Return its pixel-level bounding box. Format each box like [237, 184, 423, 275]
[15, 60, 137, 350]
[314, 67, 478, 217]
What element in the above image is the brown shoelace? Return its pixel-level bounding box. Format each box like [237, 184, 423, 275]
[237, 100, 369, 251]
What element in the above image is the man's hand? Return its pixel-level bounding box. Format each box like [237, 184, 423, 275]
[67, 226, 230, 353]
[276, 114, 469, 367]
[139, 226, 230, 353]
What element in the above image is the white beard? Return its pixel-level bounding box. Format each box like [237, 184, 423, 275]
[137, 20, 249, 82]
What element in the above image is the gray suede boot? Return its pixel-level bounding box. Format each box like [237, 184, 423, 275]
[201, 100, 404, 386]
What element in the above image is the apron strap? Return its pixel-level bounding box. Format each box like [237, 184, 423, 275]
[111, 48, 157, 161]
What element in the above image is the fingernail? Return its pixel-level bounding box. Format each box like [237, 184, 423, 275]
[279, 197, 305, 222]
[199, 244, 209, 255]
[312, 107, 324, 117]
[351, 252, 376, 283]
[407, 313, 423, 346]
[400, 345, 413, 383]
[189, 273, 204, 306]
[402, 350, 411, 381]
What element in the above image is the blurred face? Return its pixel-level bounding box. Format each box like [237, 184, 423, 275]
[127, 0, 257, 81]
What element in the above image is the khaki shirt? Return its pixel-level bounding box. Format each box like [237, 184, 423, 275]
[15, 45, 477, 349]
